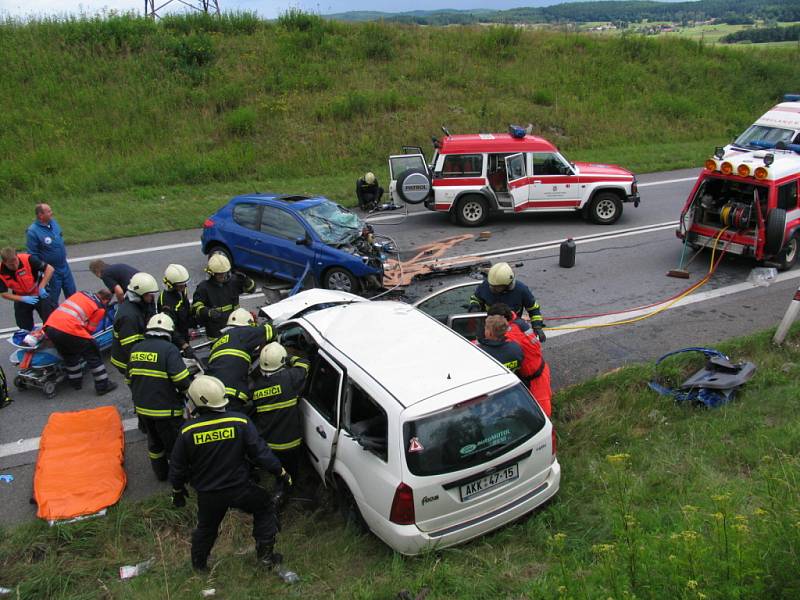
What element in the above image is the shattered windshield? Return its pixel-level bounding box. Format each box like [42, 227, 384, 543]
[301, 201, 364, 245]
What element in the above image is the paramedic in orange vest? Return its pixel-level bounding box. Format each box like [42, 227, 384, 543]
[43, 289, 118, 395]
[0, 247, 56, 331]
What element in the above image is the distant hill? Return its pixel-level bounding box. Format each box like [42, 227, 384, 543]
[325, 0, 800, 25]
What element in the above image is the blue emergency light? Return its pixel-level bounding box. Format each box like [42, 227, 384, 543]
[508, 125, 526, 139]
[784, 93, 800, 102]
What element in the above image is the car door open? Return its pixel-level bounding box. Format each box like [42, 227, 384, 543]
[300, 350, 344, 481]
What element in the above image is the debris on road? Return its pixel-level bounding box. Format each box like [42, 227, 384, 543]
[748, 267, 777, 287]
[0, 474, 13, 483]
[383, 234, 489, 287]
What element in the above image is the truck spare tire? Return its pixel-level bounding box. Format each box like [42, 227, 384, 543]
[765, 208, 787, 256]
[396, 168, 431, 204]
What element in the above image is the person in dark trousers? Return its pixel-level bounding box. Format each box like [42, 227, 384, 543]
[250, 342, 309, 505]
[111, 272, 158, 375]
[127, 313, 193, 480]
[169, 375, 292, 572]
[0, 247, 56, 331]
[476, 315, 524, 374]
[89, 260, 139, 304]
[26, 203, 76, 302]
[192, 253, 255, 340]
[43, 289, 118, 395]
[0, 364, 12, 409]
[157, 264, 195, 358]
[206, 308, 274, 413]
[469, 262, 547, 342]
[488, 303, 553, 417]
[356, 172, 384, 211]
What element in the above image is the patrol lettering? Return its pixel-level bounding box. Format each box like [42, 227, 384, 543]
[130, 351, 159, 363]
[211, 335, 229, 351]
[253, 385, 282, 400]
[193, 427, 235, 445]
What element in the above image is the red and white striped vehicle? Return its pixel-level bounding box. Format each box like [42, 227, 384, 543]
[388, 127, 640, 227]
[678, 146, 800, 271]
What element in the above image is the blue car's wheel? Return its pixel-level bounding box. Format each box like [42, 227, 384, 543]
[323, 267, 359, 293]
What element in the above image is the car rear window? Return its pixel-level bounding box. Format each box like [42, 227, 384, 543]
[403, 383, 545, 477]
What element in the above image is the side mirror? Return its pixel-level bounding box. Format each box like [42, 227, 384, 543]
[295, 234, 310, 246]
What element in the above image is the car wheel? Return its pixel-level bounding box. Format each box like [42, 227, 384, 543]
[208, 244, 234, 269]
[13, 375, 26, 390]
[456, 195, 488, 227]
[43, 381, 56, 398]
[588, 192, 623, 225]
[396, 168, 432, 205]
[776, 232, 799, 271]
[765, 208, 787, 257]
[323, 267, 360, 293]
[336, 479, 367, 533]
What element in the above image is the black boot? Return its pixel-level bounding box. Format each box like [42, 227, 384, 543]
[95, 380, 118, 396]
[256, 543, 281, 569]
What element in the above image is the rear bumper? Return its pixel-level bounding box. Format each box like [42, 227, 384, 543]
[687, 230, 754, 257]
[375, 459, 561, 556]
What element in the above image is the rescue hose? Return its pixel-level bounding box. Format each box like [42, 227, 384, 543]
[544, 227, 732, 331]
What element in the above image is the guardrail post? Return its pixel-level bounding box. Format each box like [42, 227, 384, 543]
[772, 284, 800, 345]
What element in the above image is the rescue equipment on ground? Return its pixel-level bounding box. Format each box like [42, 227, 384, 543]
[33, 406, 126, 523]
[648, 347, 756, 408]
[559, 238, 576, 268]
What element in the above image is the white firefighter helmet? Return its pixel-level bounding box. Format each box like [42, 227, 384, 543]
[187, 375, 228, 410]
[146, 312, 175, 334]
[128, 272, 159, 296]
[487, 262, 515, 287]
[260, 342, 287, 373]
[163, 264, 190, 288]
[227, 307, 255, 327]
[207, 253, 231, 275]
[364, 172, 376, 184]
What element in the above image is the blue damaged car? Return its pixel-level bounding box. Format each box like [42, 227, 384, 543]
[201, 193, 385, 293]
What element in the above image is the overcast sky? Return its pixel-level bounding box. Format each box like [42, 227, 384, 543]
[0, 1, 549, 20]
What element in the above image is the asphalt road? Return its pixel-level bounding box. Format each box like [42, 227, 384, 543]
[3, 166, 798, 525]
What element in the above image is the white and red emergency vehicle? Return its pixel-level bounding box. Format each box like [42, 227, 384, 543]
[725, 94, 800, 156]
[388, 126, 640, 226]
[678, 146, 800, 271]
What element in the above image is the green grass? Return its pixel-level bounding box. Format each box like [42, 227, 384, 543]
[2, 326, 800, 599]
[1, 13, 800, 247]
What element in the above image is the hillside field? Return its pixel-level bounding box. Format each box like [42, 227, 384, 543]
[1, 12, 799, 246]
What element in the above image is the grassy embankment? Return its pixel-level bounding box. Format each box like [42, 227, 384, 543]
[1, 325, 799, 599]
[1, 12, 800, 247]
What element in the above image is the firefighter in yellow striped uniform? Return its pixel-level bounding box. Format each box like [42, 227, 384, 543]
[192, 254, 255, 340]
[206, 308, 273, 413]
[127, 313, 193, 480]
[250, 342, 309, 504]
[111, 272, 158, 374]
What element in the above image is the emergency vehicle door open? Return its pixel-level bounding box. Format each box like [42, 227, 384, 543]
[505, 153, 529, 211]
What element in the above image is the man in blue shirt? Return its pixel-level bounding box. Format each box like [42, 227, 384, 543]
[26, 203, 76, 302]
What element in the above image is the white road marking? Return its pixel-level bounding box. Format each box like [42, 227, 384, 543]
[638, 176, 697, 187]
[4, 272, 800, 460]
[67, 241, 201, 264]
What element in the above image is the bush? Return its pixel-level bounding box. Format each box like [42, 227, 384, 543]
[356, 22, 397, 61]
[170, 32, 216, 69]
[224, 106, 258, 136]
[277, 9, 324, 33]
[476, 25, 522, 56]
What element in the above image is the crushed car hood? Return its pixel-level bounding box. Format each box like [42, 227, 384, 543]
[259, 289, 366, 326]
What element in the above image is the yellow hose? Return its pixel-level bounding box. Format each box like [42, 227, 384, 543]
[545, 227, 730, 331]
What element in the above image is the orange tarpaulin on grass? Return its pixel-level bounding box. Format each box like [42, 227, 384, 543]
[34, 406, 126, 522]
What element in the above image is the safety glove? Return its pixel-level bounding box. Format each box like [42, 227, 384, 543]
[278, 468, 293, 488]
[172, 487, 188, 508]
[38, 288, 49, 300]
[181, 345, 196, 359]
[20, 296, 39, 305]
[534, 327, 547, 344]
